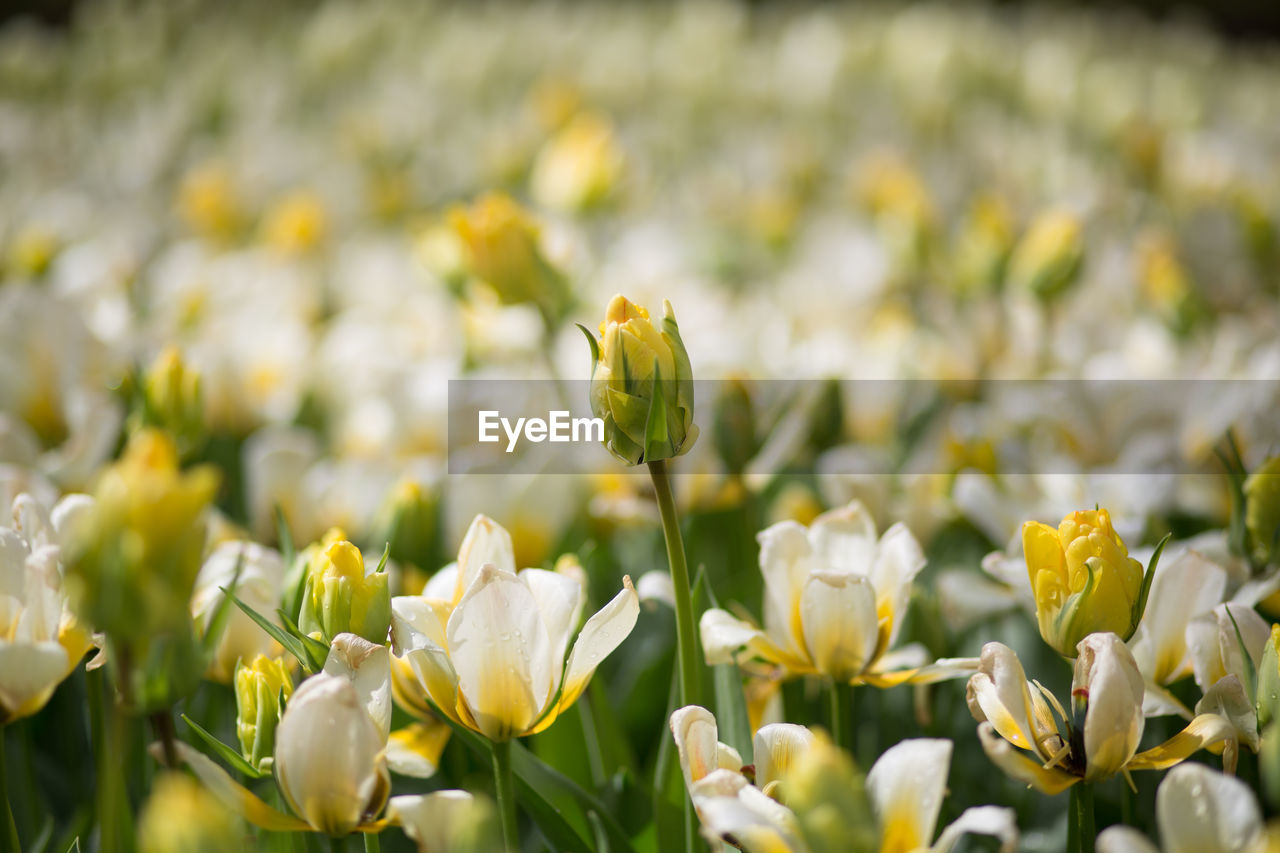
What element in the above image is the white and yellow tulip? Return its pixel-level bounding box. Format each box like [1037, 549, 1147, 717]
[669, 704, 813, 853]
[0, 492, 94, 724]
[392, 514, 639, 741]
[700, 502, 973, 686]
[967, 633, 1240, 794]
[1096, 763, 1270, 853]
[868, 738, 1018, 853]
[191, 539, 286, 683]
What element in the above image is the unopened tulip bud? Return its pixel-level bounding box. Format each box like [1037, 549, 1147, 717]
[448, 193, 569, 324]
[581, 294, 698, 466]
[1007, 209, 1084, 301]
[235, 655, 294, 773]
[297, 539, 391, 645]
[783, 735, 878, 853]
[135, 346, 204, 455]
[1245, 456, 1280, 566]
[1022, 509, 1150, 657]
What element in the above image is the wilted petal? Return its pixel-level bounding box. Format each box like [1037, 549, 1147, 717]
[670, 705, 720, 788]
[867, 738, 950, 853]
[975, 723, 1077, 795]
[324, 633, 392, 739]
[1076, 634, 1145, 782]
[800, 571, 879, 682]
[446, 564, 553, 740]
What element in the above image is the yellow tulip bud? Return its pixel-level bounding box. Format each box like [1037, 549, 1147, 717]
[1007, 209, 1084, 301]
[1023, 508, 1148, 657]
[137, 772, 242, 853]
[581, 294, 697, 466]
[530, 110, 624, 213]
[783, 734, 878, 853]
[298, 539, 391, 645]
[69, 429, 219, 643]
[133, 346, 204, 455]
[1245, 456, 1280, 566]
[448, 193, 569, 323]
[235, 655, 294, 772]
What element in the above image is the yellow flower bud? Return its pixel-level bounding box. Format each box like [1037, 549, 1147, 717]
[1245, 455, 1280, 566]
[530, 110, 624, 213]
[134, 346, 204, 455]
[137, 772, 242, 853]
[448, 193, 568, 323]
[581, 294, 698, 466]
[1007, 209, 1084, 301]
[783, 734, 878, 853]
[235, 655, 294, 772]
[1022, 508, 1147, 657]
[69, 429, 219, 643]
[298, 539, 391, 645]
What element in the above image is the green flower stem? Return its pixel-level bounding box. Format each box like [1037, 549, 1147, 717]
[647, 459, 700, 709]
[150, 709, 179, 769]
[329, 835, 346, 853]
[491, 738, 519, 852]
[363, 830, 380, 853]
[828, 681, 850, 753]
[1068, 782, 1096, 853]
[1, 727, 20, 853]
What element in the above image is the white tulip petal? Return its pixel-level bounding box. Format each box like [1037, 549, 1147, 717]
[966, 643, 1043, 753]
[556, 576, 639, 710]
[0, 639, 69, 722]
[275, 673, 389, 836]
[50, 493, 95, 551]
[932, 806, 1018, 853]
[385, 720, 452, 780]
[1157, 763, 1262, 853]
[455, 515, 515, 600]
[757, 520, 815, 659]
[799, 571, 879, 682]
[1076, 634, 1145, 782]
[324, 633, 393, 739]
[753, 723, 814, 791]
[867, 738, 951, 853]
[1096, 826, 1159, 853]
[422, 562, 459, 602]
[700, 608, 764, 665]
[807, 502, 878, 576]
[446, 564, 553, 740]
[869, 523, 927, 649]
[1127, 549, 1225, 686]
[1216, 603, 1269, 686]
[391, 595, 450, 654]
[389, 791, 487, 853]
[670, 705, 720, 787]
[1195, 675, 1260, 753]
[520, 567, 584, 677]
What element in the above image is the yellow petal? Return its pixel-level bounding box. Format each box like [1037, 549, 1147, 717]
[1126, 713, 1239, 773]
[976, 723, 1078, 795]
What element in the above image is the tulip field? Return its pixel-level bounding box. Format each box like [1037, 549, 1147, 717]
[4, 1, 1280, 851]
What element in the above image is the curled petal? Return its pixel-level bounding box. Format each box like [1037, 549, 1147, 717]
[976, 723, 1077, 795]
[670, 705, 720, 788]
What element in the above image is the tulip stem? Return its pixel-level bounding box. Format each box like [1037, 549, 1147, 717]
[491, 738, 519, 852]
[1, 727, 20, 853]
[828, 680, 851, 754]
[150, 708, 179, 769]
[1068, 782, 1095, 853]
[648, 459, 700, 710]
[363, 831, 380, 853]
[329, 836, 346, 853]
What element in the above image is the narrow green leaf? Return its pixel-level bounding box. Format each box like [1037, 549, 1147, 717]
[1132, 533, 1171, 632]
[222, 587, 310, 671]
[273, 504, 295, 566]
[202, 549, 246, 660]
[577, 323, 601, 367]
[588, 812, 612, 853]
[180, 713, 265, 779]
[277, 608, 329, 673]
[374, 543, 391, 574]
[1226, 605, 1259, 704]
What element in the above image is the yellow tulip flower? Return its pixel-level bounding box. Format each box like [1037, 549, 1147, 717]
[1023, 508, 1149, 657]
